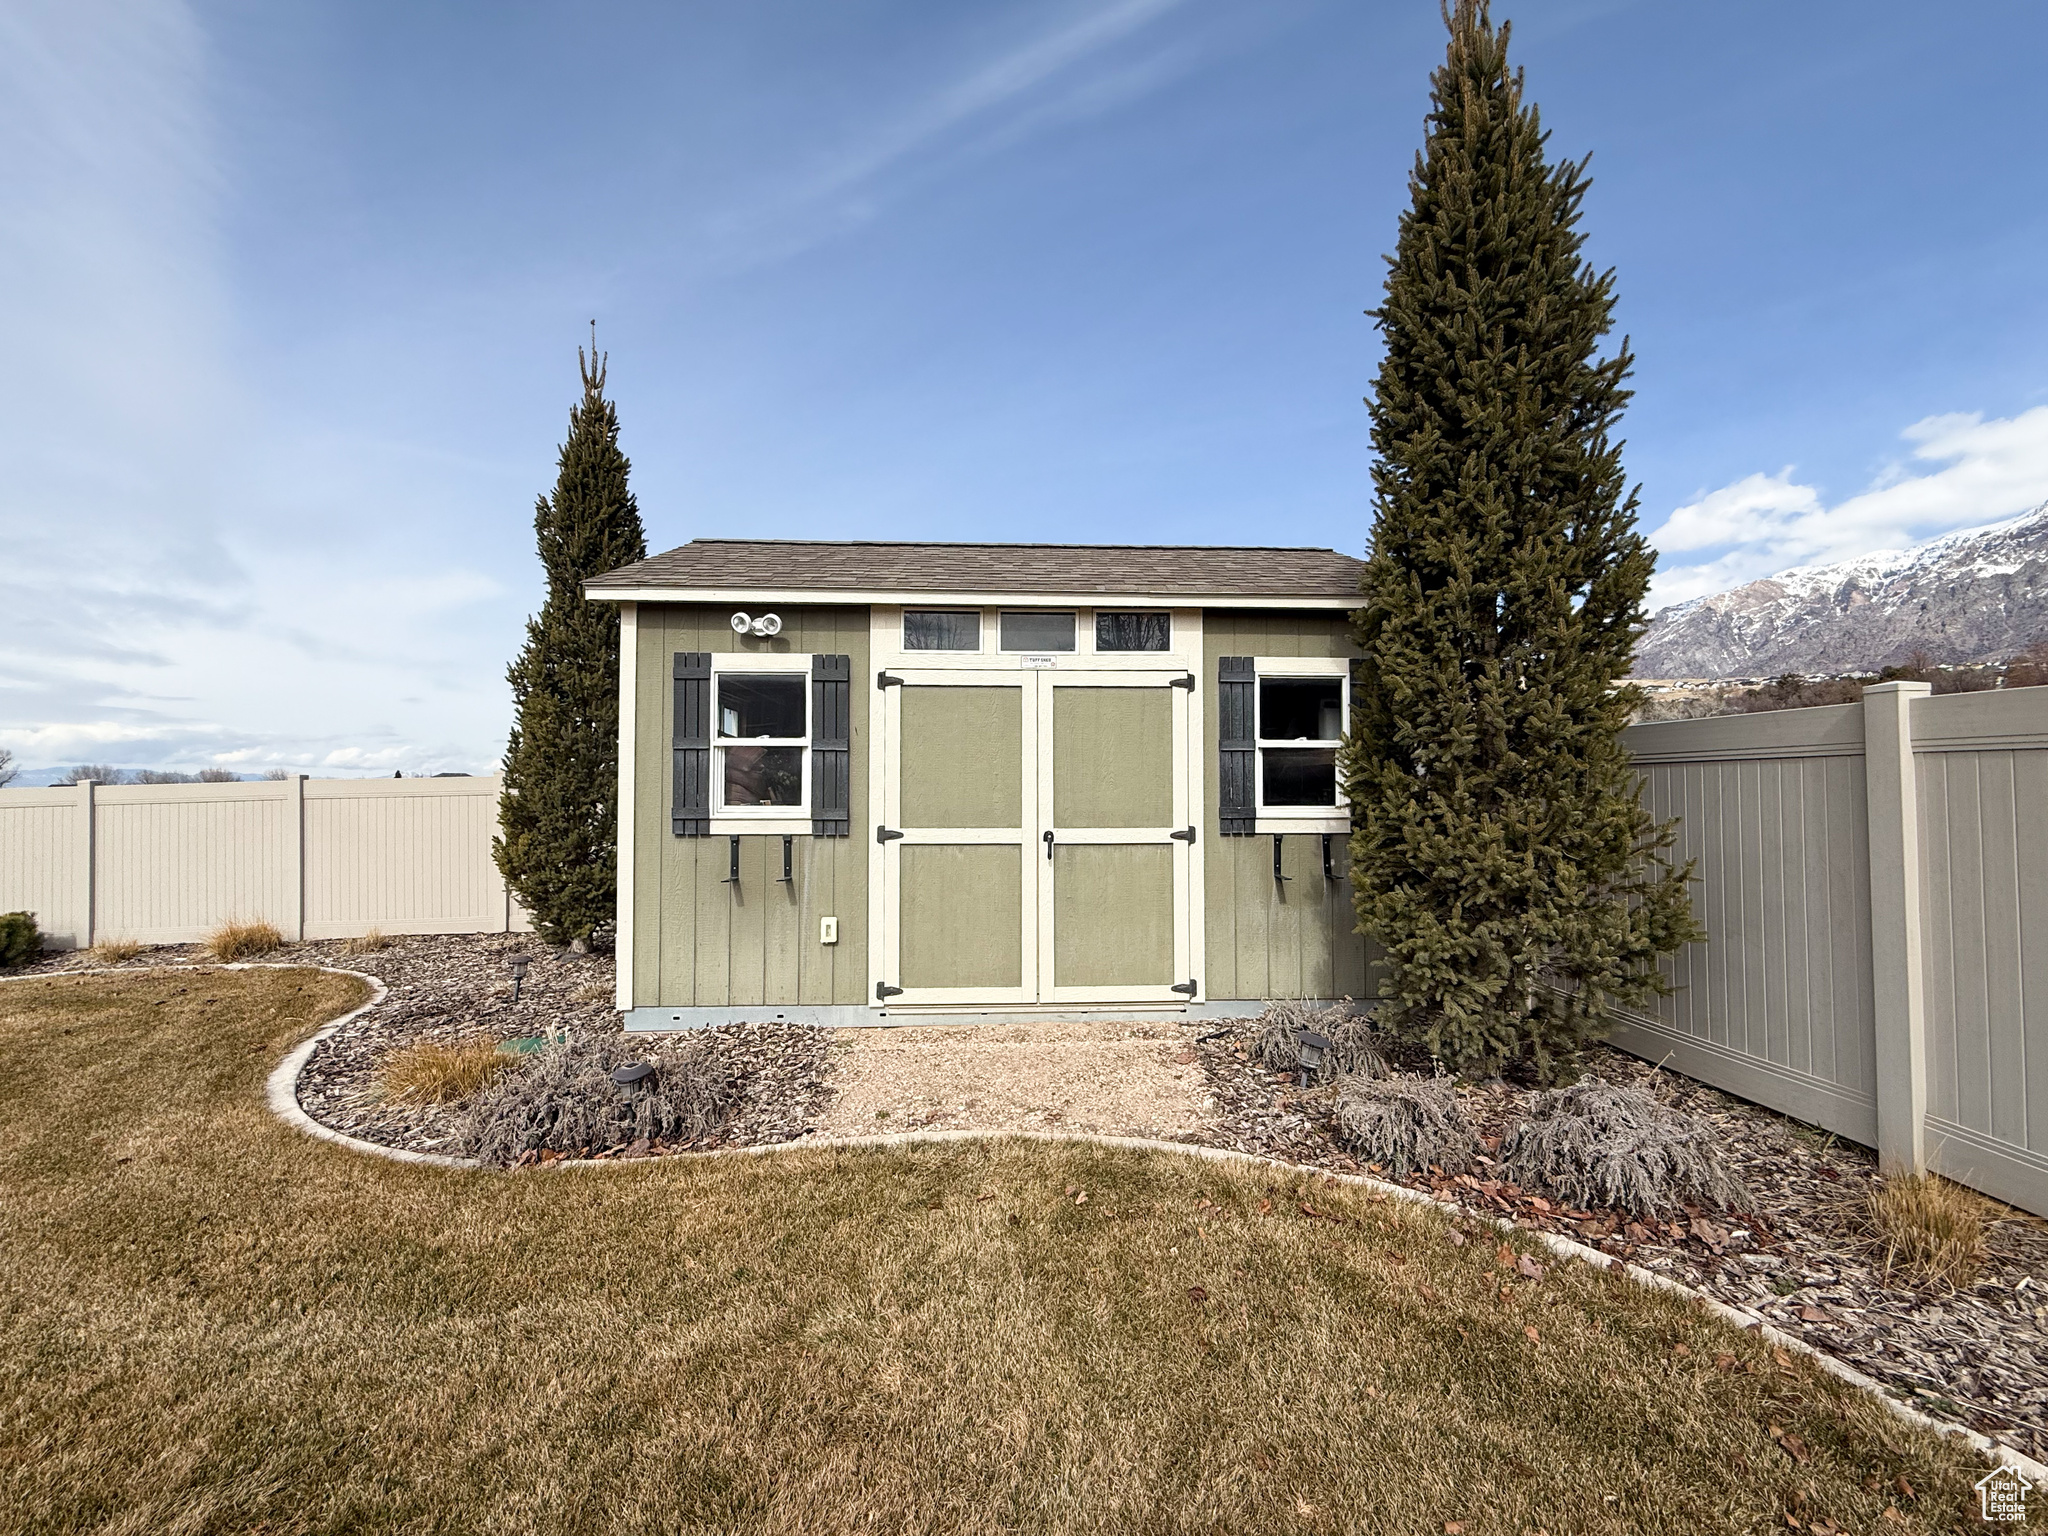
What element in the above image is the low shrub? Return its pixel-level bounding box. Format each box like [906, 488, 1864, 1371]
[1247, 1000, 1386, 1082]
[344, 928, 391, 955]
[206, 920, 283, 961]
[462, 1034, 736, 1165]
[1500, 1080, 1748, 1217]
[380, 1039, 518, 1105]
[1862, 1173, 1994, 1291]
[89, 938, 143, 966]
[572, 982, 613, 1004]
[0, 912, 41, 970]
[1330, 1074, 1478, 1176]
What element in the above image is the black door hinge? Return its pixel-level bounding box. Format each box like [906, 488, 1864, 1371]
[877, 671, 903, 689]
[1170, 979, 1198, 997]
[876, 826, 904, 843]
[1170, 826, 1196, 843]
[876, 982, 903, 1000]
[1170, 673, 1196, 690]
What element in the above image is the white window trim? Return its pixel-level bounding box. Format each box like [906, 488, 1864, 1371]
[711, 654, 811, 823]
[1253, 655, 1349, 823]
[876, 606, 1192, 669]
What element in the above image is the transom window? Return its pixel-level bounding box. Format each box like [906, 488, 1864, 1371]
[903, 610, 981, 651]
[1094, 612, 1170, 652]
[1258, 675, 1344, 809]
[998, 611, 1076, 652]
[717, 673, 806, 810]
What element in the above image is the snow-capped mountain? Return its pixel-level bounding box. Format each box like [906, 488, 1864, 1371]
[1635, 503, 2048, 679]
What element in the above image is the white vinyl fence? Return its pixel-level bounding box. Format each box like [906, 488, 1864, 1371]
[1617, 683, 2048, 1217]
[0, 776, 531, 947]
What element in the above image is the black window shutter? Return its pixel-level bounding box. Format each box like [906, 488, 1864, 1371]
[811, 653, 851, 837]
[673, 652, 711, 837]
[1219, 655, 1255, 836]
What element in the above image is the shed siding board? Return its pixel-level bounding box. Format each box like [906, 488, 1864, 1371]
[1200, 609, 1370, 1002]
[633, 603, 869, 1008]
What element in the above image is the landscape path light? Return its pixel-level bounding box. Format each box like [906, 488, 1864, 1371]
[508, 954, 530, 1003]
[610, 1062, 653, 1088]
[1295, 1028, 1330, 1084]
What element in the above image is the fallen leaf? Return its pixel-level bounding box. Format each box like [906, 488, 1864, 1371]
[1880, 1509, 1905, 1524]
[1516, 1254, 1546, 1280]
[1387, 1250, 1407, 1265]
[1417, 1283, 1442, 1304]
[1523, 1325, 1540, 1343]
[1074, 1192, 1088, 1205]
[1778, 1432, 1811, 1466]
[1797, 1305, 1830, 1323]
[1257, 1198, 1272, 1215]
[1443, 1229, 1466, 1247]
[1496, 1243, 1515, 1268]
[1671, 1343, 1691, 1359]
[1892, 1475, 1914, 1500]
[1713, 1353, 1739, 1373]
[1772, 1347, 1797, 1370]
[975, 1192, 995, 1202]
[1187, 1286, 1208, 1303]
[1444, 1524, 1464, 1534]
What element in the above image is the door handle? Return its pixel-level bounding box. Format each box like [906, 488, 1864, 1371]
[1273, 834, 1291, 883]
[1044, 829, 1055, 860]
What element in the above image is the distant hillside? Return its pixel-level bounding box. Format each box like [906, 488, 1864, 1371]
[1636, 503, 2048, 679]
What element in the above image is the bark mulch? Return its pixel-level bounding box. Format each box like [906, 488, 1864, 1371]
[1183, 1020, 2048, 1466]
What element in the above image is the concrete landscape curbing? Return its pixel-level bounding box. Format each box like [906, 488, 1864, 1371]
[7, 962, 2035, 1481]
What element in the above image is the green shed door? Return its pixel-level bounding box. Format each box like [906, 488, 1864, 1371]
[1038, 672, 1193, 1004]
[877, 672, 1038, 1006]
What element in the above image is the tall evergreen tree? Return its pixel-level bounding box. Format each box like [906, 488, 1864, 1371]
[496, 339, 647, 946]
[1344, 1, 1701, 1076]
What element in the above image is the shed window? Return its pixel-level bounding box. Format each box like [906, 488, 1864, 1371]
[716, 673, 806, 810]
[1094, 612, 1170, 652]
[1257, 676, 1344, 810]
[904, 610, 981, 651]
[998, 611, 1076, 652]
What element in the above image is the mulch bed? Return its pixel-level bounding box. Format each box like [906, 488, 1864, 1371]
[1183, 1021, 2048, 1464]
[25, 934, 833, 1161]
[22, 935, 2044, 1461]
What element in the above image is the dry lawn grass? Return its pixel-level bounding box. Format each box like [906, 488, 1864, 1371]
[378, 1037, 517, 1105]
[0, 969, 2002, 1535]
[1864, 1173, 1996, 1291]
[204, 919, 284, 961]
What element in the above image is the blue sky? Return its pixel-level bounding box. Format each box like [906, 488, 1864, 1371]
[5, 0, 2047, 777]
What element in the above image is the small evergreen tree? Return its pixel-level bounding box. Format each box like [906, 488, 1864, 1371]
[1344, 1, 1701, 1077]
[496, 340, 648, 945]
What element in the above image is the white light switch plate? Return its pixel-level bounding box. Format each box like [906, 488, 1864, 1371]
[820, 916, 839, 945]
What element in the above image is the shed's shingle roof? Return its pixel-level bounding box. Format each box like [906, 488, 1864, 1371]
[587, 540, 1365, 600]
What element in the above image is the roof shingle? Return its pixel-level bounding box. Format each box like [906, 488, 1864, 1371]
[587, 539, 1365, 600]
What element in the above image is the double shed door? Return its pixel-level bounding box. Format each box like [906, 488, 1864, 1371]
[878, 668, 1195, 1006]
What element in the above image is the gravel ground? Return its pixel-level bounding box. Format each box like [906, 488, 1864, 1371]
[23, 933, 2044, 1461]
[811, 1019, 1214, 1140]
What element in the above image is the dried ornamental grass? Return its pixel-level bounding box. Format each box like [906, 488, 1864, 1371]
[1501, 1081, 1749, 1217]
[1863, 1173, 1994, 1291]
[88, 938, 143, 966]
[462, 1034, 736, 1165]
[379, 1039, 519, 1106]
[206, 919, 283, 961]
[344, 928, 391, 955]
[1330, 1074, 1479, 1177]
[1248, 1000, 1387, 1082]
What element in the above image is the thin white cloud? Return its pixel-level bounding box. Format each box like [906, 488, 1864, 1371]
[702, 0, 1197, 268]
[1647, 405, 2048, 609]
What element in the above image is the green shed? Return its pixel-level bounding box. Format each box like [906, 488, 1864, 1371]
[586, 540, 1378, 1028]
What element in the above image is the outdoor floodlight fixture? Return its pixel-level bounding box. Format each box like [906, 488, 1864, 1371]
[728, 611, 783, 637]
[610, 1062, 653, 1088]
[508, 953, 530, 1003]
[1295, 1029, 1330, 1082]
